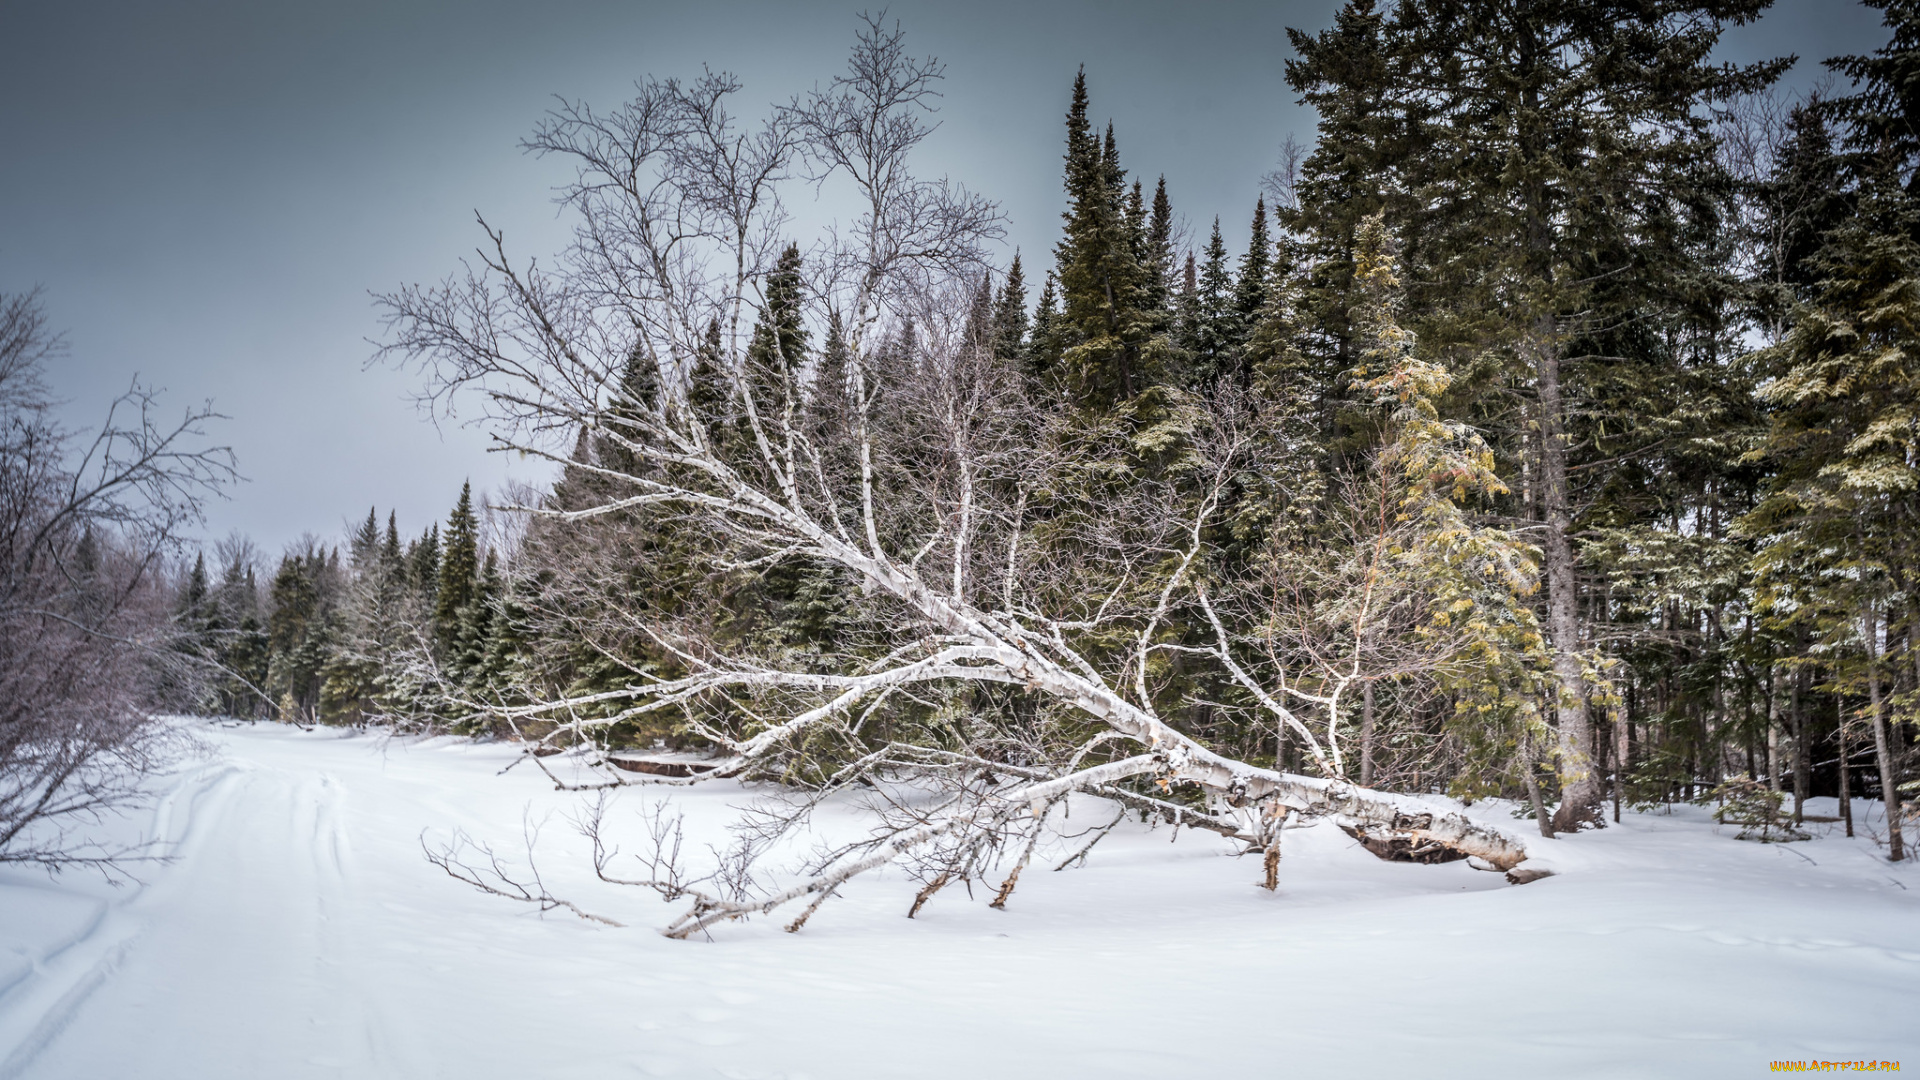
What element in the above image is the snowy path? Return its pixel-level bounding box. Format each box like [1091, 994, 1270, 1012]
[0, 723, 1915, 1079]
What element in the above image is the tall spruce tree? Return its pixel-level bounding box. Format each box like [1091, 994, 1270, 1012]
[1146, 177, 1176, 310]
[1234, 197, 1272, 330]
[1027, 271, 1062, 383]
[991, 254, 1029, 366]
[1740, 4, 1920, 857]
[1754, 102, 1851, 336]
[435, 483, 479, 655]
[1288, 0, 1786, 828]
[963, 272, 995, 353]
[1184, 219, 1238, 388]
[747, 243, 809, 380]
[812, 310, 853, 415]
[408, 525, 440, 602]
[1051, 70, 1171, 408]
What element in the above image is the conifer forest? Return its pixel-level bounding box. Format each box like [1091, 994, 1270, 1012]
[2, 1, 1919, 1074]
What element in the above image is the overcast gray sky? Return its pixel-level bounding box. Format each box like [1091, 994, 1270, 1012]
[0, 0, 1890, 555]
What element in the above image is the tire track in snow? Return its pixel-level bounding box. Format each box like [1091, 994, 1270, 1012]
[304, 770, 432, 1079]
[0, 760, 248, 1079]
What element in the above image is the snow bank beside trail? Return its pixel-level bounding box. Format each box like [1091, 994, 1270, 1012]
[0, 722, 1915, 1080]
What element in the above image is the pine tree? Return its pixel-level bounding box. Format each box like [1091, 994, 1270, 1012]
[1826, 0, 1920, 197]
[747, 243, 809, 381]
[1233, 197, 1272, 334]
[349, 507, 380, 570]
[266, 546, 336, 723]
[1026, 271, 1062, 383]
[179, 552, 209, 621]
[1146, 177, 1175, 310]
[688, 317, 736, 450]
[210, 547, 268, 718]
[455, 550, 503, 689]
[1243, 264, 1311, 406]
[381, 511, 402, 574]
[1348, 211, 1552, 806]
[1184, 219, 1238, 388]
[617, 341, 661, 416]
[963, 271, 995, 353]
[1289, 0, 1785, 828]
[991, 254, 1029, 366]
[1051, 70, 1171, 408]
[812, 310, 853, 417]
[1744, 163, 1920, 860]
[1755, 101, 1850, 334]
[408, 525, 440, 602]
[435, 483, 479, 654]
[1174, 252, 1199, 354]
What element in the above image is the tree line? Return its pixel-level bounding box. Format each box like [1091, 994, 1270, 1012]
[173, 482, 522, 729]
[177, 0, 1919, 896]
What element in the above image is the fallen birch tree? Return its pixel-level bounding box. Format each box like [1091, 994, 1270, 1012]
[384, 17, 1535, 936]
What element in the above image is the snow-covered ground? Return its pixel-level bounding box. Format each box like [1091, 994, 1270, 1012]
[0, 722, 1914, 1079]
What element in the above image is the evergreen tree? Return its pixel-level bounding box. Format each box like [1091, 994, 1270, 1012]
[455, 550, 503, 688]
[346, 507, 379, 571]
[1184, 219, 1238, 388]
[1281, 0, 1402, 371]
[1026, 271, 1062, 383]
[179, 552, 209, 622]
[991, 254, 1030, 366]
[1174, 253, 1200, 356]
[435, 483, 480, 655]
[1826, 0, 1920, 196]
[812, 310, 853, 417]
[963, 271, 995, 353]
[211, 547, 269, 718]
[747, 243, 810, 382]
[1288, 0, 1785, 828]
[1744, 163, 1920, 860]
[1146, 177, 1176, 310]
[265, 545, 338, 723]
[381, 511, 403, 574]
[1051, 70, 1171, 408]
[408, 525, 440, 603]
[1755, 101, 1850, 333]
[1233, 197, 1272, 333]
[688, 318, 736, 450]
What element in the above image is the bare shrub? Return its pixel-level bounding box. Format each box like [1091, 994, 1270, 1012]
[0, 289, 236, 872]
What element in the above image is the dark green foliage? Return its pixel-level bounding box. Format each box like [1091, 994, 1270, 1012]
[747, 242, 811, 424]
[991, 254, 1029, 366]
[407, 525, 439, 601]
[1182, 219, 1238, 390]
[1050, 70, 1173, 408]
[227, 5, 1920, 830]
[265, 544, 340, 723]
[1233, 198, 1271, 339]
[1825, 0, 1920, 189]
[1754, 103, 1851, 329]
[435, 482, 478, 652]
[1026, 271, 1062, 383]
[1146, 177, 1175, 309]
[813, 311, 852, 417]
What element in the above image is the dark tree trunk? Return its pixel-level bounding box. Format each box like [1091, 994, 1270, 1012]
[1791, 662, 1809, 823]
[1840, 715, 1854, 838]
